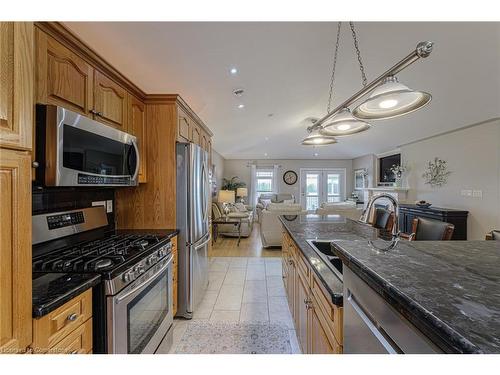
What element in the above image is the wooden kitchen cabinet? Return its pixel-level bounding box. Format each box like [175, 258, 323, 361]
[310, 296, 342, 354]
[32, 289, 92, 353]
[177, 108, 192, 142]
[93, 70, 129, 131]
[295, 268, 309, 353]
[35, 28, 94, 116]
[281, 229, 343, 354]
[0, 149, 32, 354]
[191, 123, 201, 145]
[0, 22, 34, 150]
[128, 95, 147, 183]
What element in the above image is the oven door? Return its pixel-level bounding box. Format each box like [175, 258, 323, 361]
[107, 254, 173, 354]
[41, 105, 139, 186]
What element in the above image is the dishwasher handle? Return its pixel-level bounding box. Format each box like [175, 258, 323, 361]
[348, 291, 403, 354]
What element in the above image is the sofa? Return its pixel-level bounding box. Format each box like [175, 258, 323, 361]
[260, 202, 306, 248]
[315, 201, 364, 221]
[256, 193, 295, 222]
[211, 202, 254, 237]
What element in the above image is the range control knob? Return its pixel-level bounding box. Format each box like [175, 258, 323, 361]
[122, 273, 130, 282]
[147, 255, 158, 265]
[137, 264, 145, 274]
[157, 248, 165, 258]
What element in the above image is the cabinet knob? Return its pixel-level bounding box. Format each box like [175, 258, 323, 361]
[67, 313, 78, 321]
[89, 109, 97, 115]
[32, 161, 39, 168]
[97, 112, 103, 117]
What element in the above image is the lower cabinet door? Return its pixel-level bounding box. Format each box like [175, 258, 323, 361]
[310, 297, 342, 354]
[49, 319, 92, 354]
[295, 269, 309, 353]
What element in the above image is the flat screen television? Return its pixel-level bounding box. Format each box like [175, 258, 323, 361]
[379, 154, 401, 184]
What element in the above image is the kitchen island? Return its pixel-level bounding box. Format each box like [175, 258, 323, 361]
[279, 214, 500, 354]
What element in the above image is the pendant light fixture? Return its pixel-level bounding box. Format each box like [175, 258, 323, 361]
[301, 21, 434, 145]
[302, 22, 371, 145]
[320, 108, 371, 136]
[301, 127, 337, 146]
[352, 75, 431, 120]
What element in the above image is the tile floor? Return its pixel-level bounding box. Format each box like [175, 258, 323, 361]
[164, 256, 301, 354]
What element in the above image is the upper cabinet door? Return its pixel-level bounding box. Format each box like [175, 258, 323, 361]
[0, 22, 33, 150]
[191, 123, 201, 145]
[0, 149, 32, 353]
[128, 95, 147, 183]
[93, 71, 128, 131]
[177, 108, 191, 142]
[35, 29, 93, 116]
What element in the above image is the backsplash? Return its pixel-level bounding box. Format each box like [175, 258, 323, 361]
[32, 186, 116, 231]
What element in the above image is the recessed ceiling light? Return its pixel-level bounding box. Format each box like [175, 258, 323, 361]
[264, 137, 269, 141]
[230, 67, 238, 75]
[264, 152, 268, 157]
[237, 104, 245, 109]
[314, 152, 319, 157]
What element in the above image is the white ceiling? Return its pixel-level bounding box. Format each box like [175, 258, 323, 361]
[65, 22, 500, 160]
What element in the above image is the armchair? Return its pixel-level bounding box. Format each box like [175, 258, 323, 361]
[211, 202, 254, 238]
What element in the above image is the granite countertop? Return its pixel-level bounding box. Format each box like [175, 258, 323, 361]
[33, 273, 101, 318]
[332, 239, 500, 353]
[278, 214, 382, 306]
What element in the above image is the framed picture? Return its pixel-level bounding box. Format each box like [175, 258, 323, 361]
[354, 169, 366, 189]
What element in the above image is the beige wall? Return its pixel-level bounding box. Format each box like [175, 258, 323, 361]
[211, 149, 225, 190]
[401, 119, 500, 240]
[224, 159, 354, 202]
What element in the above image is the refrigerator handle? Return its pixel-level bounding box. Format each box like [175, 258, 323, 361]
[202, 160, 209, 224]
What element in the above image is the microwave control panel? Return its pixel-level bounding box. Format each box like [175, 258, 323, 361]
[78, 173, 131, 185]
[47, 211, 85, 230]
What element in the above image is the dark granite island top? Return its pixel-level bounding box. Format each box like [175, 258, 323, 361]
[278, 214, 383, 306]
[33, 273, 101, 318]
[332, 239, 500, 353]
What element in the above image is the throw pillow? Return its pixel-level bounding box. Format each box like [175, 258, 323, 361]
[492, 230, 500, 240]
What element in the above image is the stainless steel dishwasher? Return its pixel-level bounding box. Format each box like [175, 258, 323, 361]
[343, 267, 443, 354]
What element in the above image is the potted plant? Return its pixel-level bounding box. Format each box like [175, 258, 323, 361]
[221, 176, 246, 191]
[390, 164, 408, 188]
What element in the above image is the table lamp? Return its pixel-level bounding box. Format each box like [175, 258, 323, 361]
[236, 187, 248, 204]
[218, 190, 235, 215]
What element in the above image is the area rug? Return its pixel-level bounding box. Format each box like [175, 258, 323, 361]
[174, 321, 292, 354]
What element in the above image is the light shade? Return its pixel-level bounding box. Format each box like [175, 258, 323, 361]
[320, 108, 371, 136]
[236, 187, 248, 197]
[353, 76, 431, 120]
[301, 130, 337, 146]
[218, 190, 235, 204]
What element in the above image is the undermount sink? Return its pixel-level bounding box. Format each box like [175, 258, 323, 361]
[306, 240, 343, 281]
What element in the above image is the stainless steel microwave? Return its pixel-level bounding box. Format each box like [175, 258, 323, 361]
[35, 105, 139, 187]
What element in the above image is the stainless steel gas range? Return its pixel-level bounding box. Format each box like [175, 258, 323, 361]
[32, 206, 176, 354]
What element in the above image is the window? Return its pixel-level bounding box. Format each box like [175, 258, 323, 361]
[256, 170, 273, 194]
[300, 169, 346, 211]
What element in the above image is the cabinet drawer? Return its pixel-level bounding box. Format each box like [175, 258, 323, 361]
[47, 318, 92, 354]
[311, 273, 343, 344]
[295, 247, 309, 279]
[33, 289, 92, 350]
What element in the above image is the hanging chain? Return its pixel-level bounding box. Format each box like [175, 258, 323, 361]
[327, 22, 342, 113]
[349, 21, 368, 87]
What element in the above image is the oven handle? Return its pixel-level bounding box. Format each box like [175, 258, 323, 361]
[115, 253, 173, 304]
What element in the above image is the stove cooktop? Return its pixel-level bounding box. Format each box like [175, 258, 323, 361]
[33, 232, 169, 275]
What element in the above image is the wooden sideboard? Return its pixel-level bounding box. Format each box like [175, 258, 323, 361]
[398, 204, 469, 240]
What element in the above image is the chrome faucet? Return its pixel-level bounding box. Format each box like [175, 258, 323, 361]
[360, 193, 400, 251]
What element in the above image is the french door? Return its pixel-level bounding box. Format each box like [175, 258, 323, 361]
[300, 169, 346, 212]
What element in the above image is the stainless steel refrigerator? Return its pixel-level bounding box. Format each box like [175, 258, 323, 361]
[176, 142, 210, 318]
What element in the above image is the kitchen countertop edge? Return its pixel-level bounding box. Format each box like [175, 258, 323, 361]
[32, 274, 101, 318]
